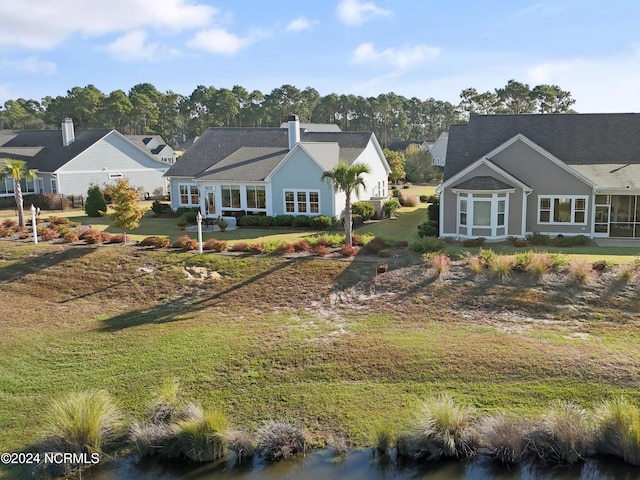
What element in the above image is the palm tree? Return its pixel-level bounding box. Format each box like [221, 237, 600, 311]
[0, 158, 38, 227]
[321, 161, 371, 246]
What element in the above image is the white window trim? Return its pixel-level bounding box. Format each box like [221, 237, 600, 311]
[456, 192, 509, 239]
[538, 195, 588, 225]
[283, 189, 321, 215]
[221, 185, 242, 210]
[245, 185, 267, 211]
[178, 183, 199, 207]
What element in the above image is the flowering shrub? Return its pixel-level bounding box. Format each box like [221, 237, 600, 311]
[172, 235, 198, 250]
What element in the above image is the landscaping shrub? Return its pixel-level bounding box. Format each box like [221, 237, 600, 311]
[246, 243, 267, 254]
[410, 236, 447, 253]
[418, 220, 439, 237]
[273, 215, 294, 227]
[228, 242, 249, 252]
[85, 185, 107, 217]
[80, 229, 104, 244]
[419, 195, 429, 203]
[100, 231, 113, 243]
[352, 201, 375, 221]
[41, 228, 60, 241]
[513, 251, 533, 271]
[172, 235, 198, 250]
[139, 236, 170, 248]
[397, 394, 475, 460]
[291, 215, 312, 228]
[28, 193, 71, 211]
[618, 263, 637, 282]
[63, 231, 79, 243]
[403, 182, 412, 189]
[237, 215, 274, 227]
[490, 256, 514, 283]
[427, 196, 440, 222]
[2, 218, 17, 228]
[256, 420, 306, 460]
[351, 213, 364, 226]
[382, 198, 400, 218]
[478, 248, 498, 268]
[107, 233, 125, 244]
[293, 240, 311, 252]
[400, 194, 418, 207]
[313, 244, 331, 256]
[50, 216, 69, 225]
[466, 255, 483, 274]
[53, 224, 71, 237]
[527, 232, 550, 245]
[276, 242, 296, 254]
[203, 238, 228, 252]
[44, 390, 122, 458]
[340, 244, 359, 257]
[310, 215, 332, 230]
[0, 227, 14, 237]
[151, 200, 173, 216]
[175, 207, 200, 218]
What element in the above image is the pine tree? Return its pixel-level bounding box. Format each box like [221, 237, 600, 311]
[85, 184, 107, 217]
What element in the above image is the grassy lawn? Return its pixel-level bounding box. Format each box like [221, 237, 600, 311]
[2, 242, 640, 479]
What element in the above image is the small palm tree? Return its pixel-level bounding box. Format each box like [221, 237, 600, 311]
[321, 161, 371, 246]
[0, 158, 38, 227]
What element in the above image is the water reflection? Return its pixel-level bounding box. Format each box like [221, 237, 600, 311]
[88, 449, 640, 480]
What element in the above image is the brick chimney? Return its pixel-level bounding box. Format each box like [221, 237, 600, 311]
[61, 118, 75, 147]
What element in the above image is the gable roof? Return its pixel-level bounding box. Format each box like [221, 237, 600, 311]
[445, 113, 640, 182]
[279, 122, 342, 132]
[165, 127, 375, 178]
[0, 129, 111, 172]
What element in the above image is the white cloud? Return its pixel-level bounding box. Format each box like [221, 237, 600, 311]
[286, 17, 316, 32]
[336, 0, 392, 25]
[0, 57, 57, 75]
[352, 42, 441, 68]
[186, 28, 250, 55]
[105, 30, 161, 62]
[0, 0, 215, 49]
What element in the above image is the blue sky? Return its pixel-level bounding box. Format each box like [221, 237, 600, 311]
[1, 0, 639, 113]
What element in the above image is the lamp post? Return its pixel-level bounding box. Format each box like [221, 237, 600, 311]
[196, 211, 203, 254]
[30, 204, 38, 244]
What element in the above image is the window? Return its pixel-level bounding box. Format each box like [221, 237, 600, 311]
[0, 179, 7, 194]
[538, 196, 588, 224]
[179, 184, 199, 206]
[222, 185, 241, 209]
[246, 186, 266, 209]
[51, 179, 58, 194]
[459, 198, 467, 226]
[284, 189, 320, 214]
[473, 201, 491, 227]
[497, 200, 505, 226]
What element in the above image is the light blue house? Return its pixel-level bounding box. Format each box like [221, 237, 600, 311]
[164, 116, 390, 220]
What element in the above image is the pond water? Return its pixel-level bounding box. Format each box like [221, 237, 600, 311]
[87, 449, 640, 480]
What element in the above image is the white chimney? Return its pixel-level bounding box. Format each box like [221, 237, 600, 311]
[288, 114, 300, 150]
[61, 118, 75, 147]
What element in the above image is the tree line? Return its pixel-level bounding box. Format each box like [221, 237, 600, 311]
[0, 79, 575, 147]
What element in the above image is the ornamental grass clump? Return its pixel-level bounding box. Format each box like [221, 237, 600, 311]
[44, 390, 123, 457]
[424, 252, 450, 277]
[476, 413, 527, 465]
[594, 397, 640, 465]
[490, 255, 514, 283]
[226, 429, 256, 462]
[526, 401, 595, 466]
[256, 420, 306, 460]
[527, 252, 554, 280]
[568, 259, 594, 285]
[397, 394, 475, 461]
[617, 263, 637, 282]
[163, 409, 228, 462]
[203, 238, 228, 252]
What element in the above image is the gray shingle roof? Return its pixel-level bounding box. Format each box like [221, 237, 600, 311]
[0, 129, 111, 172]
[444, 114, 640, 183]
[196, 147, 288, 181]
[453, 176, 514, 190]
[165, 127, 374, 178]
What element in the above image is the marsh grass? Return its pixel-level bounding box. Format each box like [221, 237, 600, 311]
[256, 420, 306, 460]
[476, 413, 527, 464]
[163, 409, 228, 462]
[398, 394, 475, 461]
[526, 401, 594, 466]
[44, 390, 123, 455]
[372, 422, 395, 455]
[226, 429, 256, 461]
[594, 397, 640, 465]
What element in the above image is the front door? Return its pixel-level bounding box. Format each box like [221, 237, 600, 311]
[205, 186, 216, 216]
